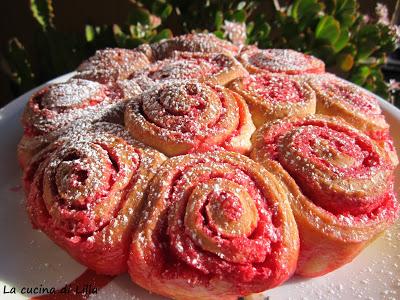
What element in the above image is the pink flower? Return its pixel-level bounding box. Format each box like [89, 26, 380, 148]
[362, 14, 370, 23]
[389, 79, 400, 91]
[222, 21, 247, 46]
[388, 79, 400, 104]
[150, 15, 161, 28]
[376, 3, 390, 25]
[375, 3, 399, 43]
[391, 24, 400, 43]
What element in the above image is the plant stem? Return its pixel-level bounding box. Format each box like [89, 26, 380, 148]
[392, 0, 400, 25]
[272, 0, 281, 12]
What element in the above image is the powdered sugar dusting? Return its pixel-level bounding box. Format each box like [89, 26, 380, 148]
[125, 80, 252, 155]
[147, 33, 240, 60]
[18, 32, 399, 299]
[130, 51, 244, 85]
[240, 46, 325, 74]
[75, 48, 150, 83]
[22, 78, 142, 136]
[241, 74, 306, 104]
[311, 75, 382, 115]
[26, 121, 165, 246]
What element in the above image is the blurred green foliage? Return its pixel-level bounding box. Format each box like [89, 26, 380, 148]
[1, 0, 398, 103]
[268, 0, 397, 100]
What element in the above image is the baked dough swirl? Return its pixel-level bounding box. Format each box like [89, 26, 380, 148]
[24, 123, 166, 275]
[131, 51, 248, 85]
[74, 48, 150, 83]
[125, 80, 255, 156]
[308, 74, 398, 166]
[138, 33, 240, 61]
[238, 46, 325, 75]
[251, 115, 398, 276]
[229, 73, 316, 127]
[128, 151, 299, 299]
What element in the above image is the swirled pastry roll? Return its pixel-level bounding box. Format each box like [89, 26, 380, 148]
[128, 151, 299, 299]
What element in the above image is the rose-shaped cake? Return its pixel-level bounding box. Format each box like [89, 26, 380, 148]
[17, 32, 398, 299]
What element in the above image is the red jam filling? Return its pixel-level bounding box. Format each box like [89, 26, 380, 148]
[248, 49, 324, 74]
[242, 74, 304, 103]
[139, 83, 244, 151]
[30, 139, 139, 239]
[322, 81, 382, 115]
[148, 159, 284, 288]
[262, 118, 392, 216]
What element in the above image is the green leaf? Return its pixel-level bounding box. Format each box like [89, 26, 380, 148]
[113, 24, 129, 47]
[213, 30, 224, 39]
[150, 29, 173, 43]
[232, 10, 246, 22]
[335, 0, 357, 28]
[237, 1, 246, 10]
[85, 25, 95, 42]
[341, 44, 357, 57]
[355, 25, 380, 60]
[291, 0, 321, 23]
[246, 21, 255, 35]
[325, 0, 337, 14]
[83, 25, 116, 50]
[376, 24, 397, 54]
[312, 44, 336, 65]
[260, 22, 271, 38]
[161, 5, 173, 20]
[357, 24, 380, 39]
[333, 29, 349, 52]
[337, 53, 354, 71]
[281, 17, 300, 39]
[30, 0, 54, 31]
[130, 24, 148, 39]
[370, 67, 384, 81]
[5, 38, 36, 91]
[124, 37, 144, 49]
[315, 16, 340, 44]
[127, 7, 150, 25]
[215, 11, 223, 31]
[296, 0, 322, 31]
[350, 65, 371, 85]
[373, 74, 389, 98]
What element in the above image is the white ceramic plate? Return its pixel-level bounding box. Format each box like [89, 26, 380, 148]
[0, 74, 399, 300]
